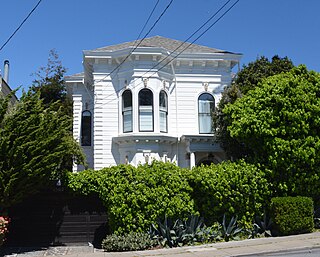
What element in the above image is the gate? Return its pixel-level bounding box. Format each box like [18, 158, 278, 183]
[6, 190, 108, 247]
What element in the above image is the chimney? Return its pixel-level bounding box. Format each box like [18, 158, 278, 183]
[3, 60, 9, 83]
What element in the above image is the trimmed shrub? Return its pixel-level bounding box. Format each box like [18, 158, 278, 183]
[68, 161, 196, 235]
[67, 169, 104, 197]
[271, 196, 314, 236]
[102, 232, 157, 251]
[102, 161, 196, 234]
[187, 160, 271, 227]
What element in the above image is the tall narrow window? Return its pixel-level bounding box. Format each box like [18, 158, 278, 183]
[198, 93, 215, 134]
[159, 90, 168, 132]
[81, 110, 92, 146]
[122, 90, 132, 132]
[139, 89, 153, 131]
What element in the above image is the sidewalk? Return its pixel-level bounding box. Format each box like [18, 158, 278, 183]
[2, 232, 320, 257]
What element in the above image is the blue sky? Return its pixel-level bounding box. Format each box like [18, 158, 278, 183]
[1, 0, 319, 98]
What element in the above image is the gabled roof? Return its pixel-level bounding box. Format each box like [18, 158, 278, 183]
[89, 36, 239, 55]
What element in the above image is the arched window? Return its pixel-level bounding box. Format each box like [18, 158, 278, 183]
[139, 88, 153, 131]
[198, 93, 215, 134]
[159, 90, 168, 133]
[122, 90, 132, 133]
[81, 110, 92, 146]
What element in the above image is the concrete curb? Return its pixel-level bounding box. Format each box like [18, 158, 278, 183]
[2, 232, 320, 257]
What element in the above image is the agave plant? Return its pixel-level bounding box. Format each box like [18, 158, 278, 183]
[254, 212, 273, 237]
[150, 216, 184, 247]
[150, 215, 207, 247]
[182, 215, 205, 243]
[220, 214, 242, 242]
[314, 207, 320, 229]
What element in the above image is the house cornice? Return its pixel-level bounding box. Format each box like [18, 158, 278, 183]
[113, 134, 178, 145]
[83, 47, 242, 63]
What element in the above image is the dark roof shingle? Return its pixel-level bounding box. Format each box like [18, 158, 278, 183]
[91, 36, 234, 54]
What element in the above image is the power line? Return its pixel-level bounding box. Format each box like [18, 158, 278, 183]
[91, 0, 240, 111]
[136, 0, 160, 43]
[156, 0, 240, 73]
[129, 0, 236, 88]
[0, 0, 43, 52]
[94, 0, 173, 85]
[88, 0, 234, 110]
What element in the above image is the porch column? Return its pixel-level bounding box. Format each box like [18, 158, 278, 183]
[190, 152, 195, 169]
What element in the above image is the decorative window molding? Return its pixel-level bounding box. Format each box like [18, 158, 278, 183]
[198, 93, 215, 134]
[81, 110, 92, 146]
[122, 90, 133, 133]
[139, 88, 154, 131]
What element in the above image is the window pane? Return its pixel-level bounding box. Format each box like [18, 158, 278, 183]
[160, 110, 167, 132]
[159, 91, 167, 109]
[81, 111, 91, 146]
[199, 113, 212, 133]
[139, 107, 153, 131]
[123, 90, 132, 108]
[139, 89, 153, 106]
[199, 100, 211, 113]
[123, 109, 132, 132]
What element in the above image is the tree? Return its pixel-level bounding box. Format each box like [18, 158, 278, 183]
[30, 49, 72, 116]
[214, 56, 294, 159]
[0, 91, 85, 210]
[224, 65, 320, 199]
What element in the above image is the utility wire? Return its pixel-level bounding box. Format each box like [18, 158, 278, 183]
[156, 0, 240, 73]
[91, 0, 240, 111]
[129, 0, 236, 87]
[94, 0, 173, 85]
[136, 0, 160, 43]
[0, 0, 43, 52]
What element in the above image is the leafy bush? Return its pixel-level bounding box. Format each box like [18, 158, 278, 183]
[271, 196, 314, 236]
[102, 232, 156, 252]
[67, 169, 104, 197]
[68, 161, 196, 234]
[187, 160, 271, 227]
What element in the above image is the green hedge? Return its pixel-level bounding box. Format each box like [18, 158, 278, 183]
[271, 196, 314, 236]
[68, 161, 196, 234]
[187, 160, 271, 227]
[67, 160, 271, 234]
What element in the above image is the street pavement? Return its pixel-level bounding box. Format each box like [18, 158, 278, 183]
[1, 232, 320, 257]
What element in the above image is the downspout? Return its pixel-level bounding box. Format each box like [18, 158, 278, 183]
[169, 57, 179, 165]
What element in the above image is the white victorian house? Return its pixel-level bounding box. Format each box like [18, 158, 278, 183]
[66, 36, 242, 171]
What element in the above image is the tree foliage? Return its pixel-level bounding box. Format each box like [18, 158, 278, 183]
[214, 56, 294, 159]
[30, 49, 72, 116]
[0, 92, 85, 209]
[224, 65, 320, 199]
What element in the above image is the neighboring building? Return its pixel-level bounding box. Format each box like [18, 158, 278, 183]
[0, 60, 17, 104]
[66, 36, 242, 171]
